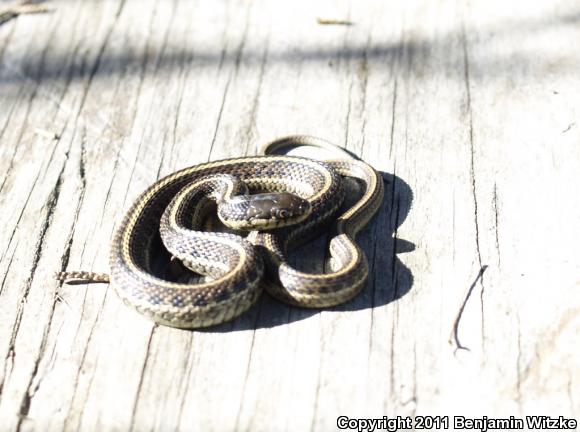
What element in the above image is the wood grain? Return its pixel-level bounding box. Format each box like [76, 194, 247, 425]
[0, 0, 578, 430]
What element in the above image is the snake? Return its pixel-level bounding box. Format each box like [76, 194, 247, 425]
[57, 136, 384, 328]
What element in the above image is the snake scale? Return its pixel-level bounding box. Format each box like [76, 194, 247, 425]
[58, 136, 384, 328]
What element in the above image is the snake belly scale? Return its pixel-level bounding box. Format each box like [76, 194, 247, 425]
[58, 136, 384, 328]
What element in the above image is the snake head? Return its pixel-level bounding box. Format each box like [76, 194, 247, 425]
[244, 192, 311, 230]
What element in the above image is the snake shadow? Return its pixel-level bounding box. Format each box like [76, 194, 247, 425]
[200, 171, 415, 333]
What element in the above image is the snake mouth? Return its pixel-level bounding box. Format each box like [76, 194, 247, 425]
[247, 210, 311, 230]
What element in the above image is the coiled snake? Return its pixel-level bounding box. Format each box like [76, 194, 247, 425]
[58, 136, 384, 328]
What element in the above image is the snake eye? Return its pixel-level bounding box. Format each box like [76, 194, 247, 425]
[278, 209, 289, 218]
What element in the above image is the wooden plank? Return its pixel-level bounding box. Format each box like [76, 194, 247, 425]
[0, 0, 578, 430]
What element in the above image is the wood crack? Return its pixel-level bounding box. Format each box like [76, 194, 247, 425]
[388, 302, 399, 403]
[233, 1, 252, 73]
[0, 89, 38, 200]
[175, 334, 195, 429]
[389, 77, 397, 158]
[450, 265, 488, 353]
[208, 78, 231, 159]
[128, 325, 156, 432]
[0, 247, 16, 298]
[344, 78, 353, 147]
[367, 237, 379, 363]
[358, 33, 371, 150]
[13, 163, 66, 431]
[309, 318, 323, 432]
[63, 287, 112, 431]
[389, 171, 400, 301]
[15, 292, 59, 432]
[244, 40, 269, 155]
[461, 14, 486, 352]
[492, 183, 501, 268]
[233, 330, 257, 432]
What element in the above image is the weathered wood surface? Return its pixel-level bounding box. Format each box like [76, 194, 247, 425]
[0, 0, 579, 430]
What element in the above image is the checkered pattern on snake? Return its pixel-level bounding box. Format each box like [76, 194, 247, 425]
[57, 136, 384, 328]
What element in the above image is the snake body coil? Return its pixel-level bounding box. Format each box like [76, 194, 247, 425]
[59, 136, 384, 328]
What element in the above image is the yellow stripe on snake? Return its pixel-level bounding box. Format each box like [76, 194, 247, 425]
[58, 136, 384, 328]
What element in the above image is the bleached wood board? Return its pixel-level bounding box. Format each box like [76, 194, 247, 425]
[0, 0, 578, 430]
